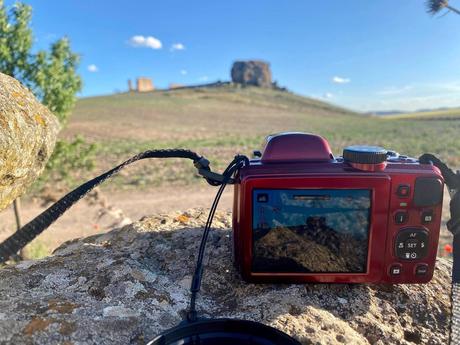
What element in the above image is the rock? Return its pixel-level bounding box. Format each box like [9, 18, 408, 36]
[0, 209, 452, 344]
[0, 73, 60, 211]
[231, 60, 273, 87]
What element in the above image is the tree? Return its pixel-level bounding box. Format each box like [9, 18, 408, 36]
[0, 1, 95, 259]
[0, 1, 82, 123]
[0, 0, 95, 186]
[426, 0, 460, 16]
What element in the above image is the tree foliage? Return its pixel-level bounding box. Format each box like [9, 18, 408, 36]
[0, 1, 82, 123]
[0, 1, 95, 187]
[426, 0, 460, 16]
[30, 39, 82, 124]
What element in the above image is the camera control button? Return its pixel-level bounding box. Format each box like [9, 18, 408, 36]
[421, 210, 434, 224]
[395, 228, 429, 260]
[396, 185, 411, 198]
[394, 211, 408, 224]
[415, 264, 429, 276]
[389, 265, 402, 276]
[405, 238, 419, 249]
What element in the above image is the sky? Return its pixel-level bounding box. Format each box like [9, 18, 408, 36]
[7, 0, 460, 112]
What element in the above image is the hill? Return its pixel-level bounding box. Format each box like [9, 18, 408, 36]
[5, 84, 455, 260]
[59, 84, 460, 191]
[380, 107, 460, 120]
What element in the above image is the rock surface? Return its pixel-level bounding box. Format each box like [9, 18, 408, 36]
[0, 209, 452, 344]
[0, 73, 60, 211]
[231, 60, 272, 87]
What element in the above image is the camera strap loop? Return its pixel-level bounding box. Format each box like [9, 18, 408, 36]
[186, 154, 248, 323]
[0, 149, 245, 264]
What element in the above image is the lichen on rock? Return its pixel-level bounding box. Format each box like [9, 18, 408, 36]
[0, 209, 452, 344]
[0, 72, 60, 211]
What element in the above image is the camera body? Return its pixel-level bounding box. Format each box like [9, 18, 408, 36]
[232, 132, 444, 284]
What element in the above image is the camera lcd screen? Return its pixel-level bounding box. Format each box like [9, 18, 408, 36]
[252, 189, 371, 273]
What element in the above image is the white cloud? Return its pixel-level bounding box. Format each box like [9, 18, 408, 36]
[171, 43, 185, 51]
[332, 76, 351, 84]
[87, 64, 98, 73]
[324, 92, 333, 99]
[198, 76, 209, 82]
[347, 80, 460, 112]
[376, 85, 413, 96]
[180, 69, 188, 75]
[128, 35, 162, 49]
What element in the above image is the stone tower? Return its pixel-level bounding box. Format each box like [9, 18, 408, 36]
[231, 60, 272, 88]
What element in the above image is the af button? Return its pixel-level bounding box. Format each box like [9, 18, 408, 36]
[395, 228, 429, 260]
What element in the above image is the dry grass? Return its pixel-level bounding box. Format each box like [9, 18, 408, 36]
[56, 84, 460, 193]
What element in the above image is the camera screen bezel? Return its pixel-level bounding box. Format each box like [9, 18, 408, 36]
[238, 175, 391, 283]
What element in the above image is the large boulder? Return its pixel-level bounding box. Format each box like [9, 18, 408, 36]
[231, 60, 272, 87]
[0, 209, 451, 344]
[0, 73, 59, 211]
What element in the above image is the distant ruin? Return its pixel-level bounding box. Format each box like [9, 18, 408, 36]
[231, 60, 272, 88]
[137, 77, 154, 92]
[128, 77, 154, 92]
[126, 60, 282, 93]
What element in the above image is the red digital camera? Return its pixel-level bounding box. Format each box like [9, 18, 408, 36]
[233, 132, 444, 284]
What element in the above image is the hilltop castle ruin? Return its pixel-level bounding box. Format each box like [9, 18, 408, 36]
[128, 77, 155, 92]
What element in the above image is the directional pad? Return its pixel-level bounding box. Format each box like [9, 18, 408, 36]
[395, 228, 429, 260]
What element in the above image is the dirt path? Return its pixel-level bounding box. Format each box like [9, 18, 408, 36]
[0, 185, 453, 259]
[0, 185, 233, 255]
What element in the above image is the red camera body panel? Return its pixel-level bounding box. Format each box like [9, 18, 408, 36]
[232, 133, 444, 284]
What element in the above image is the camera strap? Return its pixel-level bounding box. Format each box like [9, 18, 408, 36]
[1, 151, 459, 343]
[419, 154, 460, 344]
[0, 149, 241, 264]
[0, 149, 251, 335]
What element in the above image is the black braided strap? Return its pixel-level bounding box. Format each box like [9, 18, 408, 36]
[419, 154, 460, 193]
[0, 149, 203, 264]
[419, 154, 460, 344]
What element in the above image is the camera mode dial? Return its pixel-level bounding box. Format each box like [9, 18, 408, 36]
[343, 146, 387, 171]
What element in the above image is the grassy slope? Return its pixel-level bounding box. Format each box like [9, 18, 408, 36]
[381, 107, 460, 120]
[61, 84, 460, 190]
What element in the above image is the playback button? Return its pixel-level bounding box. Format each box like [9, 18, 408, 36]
[395, 228, 429, 260]
[389, 264, 402, 276]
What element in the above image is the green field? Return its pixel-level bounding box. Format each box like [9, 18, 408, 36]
[381, 108, 460, 120]
[59, 84, 460, 191]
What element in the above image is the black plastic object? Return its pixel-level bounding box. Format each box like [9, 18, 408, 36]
[343, 145, 388, 164]
[147, 318, 301, 345]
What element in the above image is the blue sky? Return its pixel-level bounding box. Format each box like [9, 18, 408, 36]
[9, 0, 460, 112]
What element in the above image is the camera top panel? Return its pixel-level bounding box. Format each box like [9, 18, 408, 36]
[254, 132, 442, 176]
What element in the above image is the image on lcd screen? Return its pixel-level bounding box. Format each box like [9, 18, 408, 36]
[252, 189, 371, 273]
